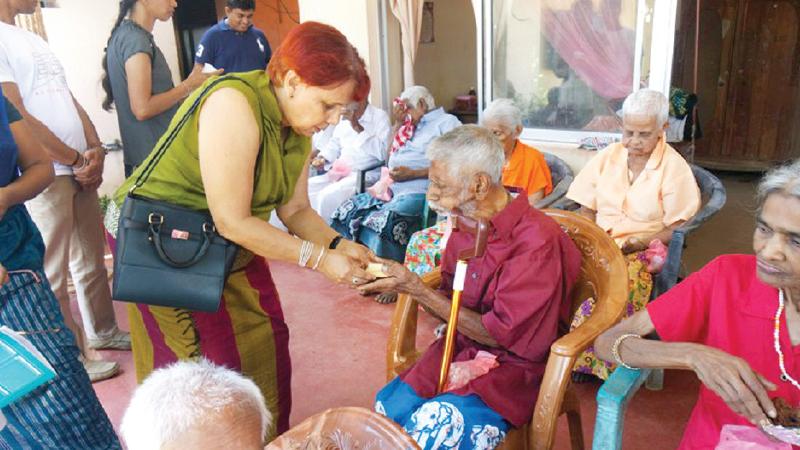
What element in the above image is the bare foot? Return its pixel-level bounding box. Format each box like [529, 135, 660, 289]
[375, 292, 398, 304]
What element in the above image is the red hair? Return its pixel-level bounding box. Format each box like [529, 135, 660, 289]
[268, 22, 370, 102]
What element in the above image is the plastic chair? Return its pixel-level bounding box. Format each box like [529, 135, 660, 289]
[591, 166, 727, 450]
[266, 406, 420, 449]
[538, 153, 574, 208]
[357, 161, 386, 194]
[386, 209, 629, 449]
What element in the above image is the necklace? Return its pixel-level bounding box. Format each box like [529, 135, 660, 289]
[774, 290, 800, 390]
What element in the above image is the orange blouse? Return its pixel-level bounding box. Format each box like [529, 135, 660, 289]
[502, 140, 553, 198]
[566, 136, 700, 245]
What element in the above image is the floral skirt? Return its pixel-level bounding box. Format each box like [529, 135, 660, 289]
[404, 221, 447, 275]
[571, 252, 653, 380]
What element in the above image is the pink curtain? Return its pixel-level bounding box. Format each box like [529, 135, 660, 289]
[543, 0, 634, 100]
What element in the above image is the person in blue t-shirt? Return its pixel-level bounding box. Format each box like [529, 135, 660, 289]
[194, 0, 272, 74]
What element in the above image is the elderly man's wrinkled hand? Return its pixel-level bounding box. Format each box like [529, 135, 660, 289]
[311, 156, 326, 169]
[391, 101, 408, 123]
[389, 166, 416, 182]
[357, 257, 422, 296]
[687, 344, 777, 426]
[621, 236, 647, 254]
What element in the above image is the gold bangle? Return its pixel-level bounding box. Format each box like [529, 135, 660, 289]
[611, 334, 642, 370]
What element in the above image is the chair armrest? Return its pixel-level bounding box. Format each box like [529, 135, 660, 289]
[356, 161, 386, 194]
[536, 175, 573, 209]
[550, 294, 627, 358]
[592, 367, 652, 450]
[550, 198, 580, 211]
[386, 269, 442, 380]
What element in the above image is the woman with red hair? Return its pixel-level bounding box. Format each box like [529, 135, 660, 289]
[104, 22, 374, 439]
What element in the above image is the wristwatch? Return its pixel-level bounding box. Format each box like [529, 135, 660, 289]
[328, 235, 344, 250]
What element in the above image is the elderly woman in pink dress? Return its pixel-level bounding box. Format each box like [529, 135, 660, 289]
[595, 160, 800, 448]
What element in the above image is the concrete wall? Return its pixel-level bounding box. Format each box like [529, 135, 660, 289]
[298, 0, 384, 105]
[412, 0, 477, 111]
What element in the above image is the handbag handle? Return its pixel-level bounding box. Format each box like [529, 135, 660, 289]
[147, 214, 214, 268]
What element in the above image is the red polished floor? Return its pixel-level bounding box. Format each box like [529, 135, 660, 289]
[83, 259, 696, 449]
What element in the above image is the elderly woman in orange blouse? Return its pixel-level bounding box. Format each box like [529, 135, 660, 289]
[373, 99, 553, 304]
[568, 88, 701, 382]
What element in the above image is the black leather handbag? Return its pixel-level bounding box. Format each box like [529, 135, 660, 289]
[112, 77, 243, 312]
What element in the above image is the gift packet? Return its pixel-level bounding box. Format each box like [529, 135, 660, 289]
[366, 263, 389, 278]
[760, 398, 800, 446]
[715, 425, 792, 449]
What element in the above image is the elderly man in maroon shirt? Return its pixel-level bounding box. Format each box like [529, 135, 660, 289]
[359, 125, 581, 450]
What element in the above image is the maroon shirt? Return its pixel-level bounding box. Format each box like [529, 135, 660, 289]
[400, 195, 582, 426]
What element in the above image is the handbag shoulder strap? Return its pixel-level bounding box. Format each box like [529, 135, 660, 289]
[130, 75, 256, 194]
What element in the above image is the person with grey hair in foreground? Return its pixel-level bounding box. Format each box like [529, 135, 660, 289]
[358, 125, 582, 449]
[594, 160, 800, 448]
[121, 360, 271, 450]
[565, 88, 701, 383]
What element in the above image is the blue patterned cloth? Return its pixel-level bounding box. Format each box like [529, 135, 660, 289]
[0, 272, 120, 449]
[375, 378, 510, 450]
[331, 192, 427, 262]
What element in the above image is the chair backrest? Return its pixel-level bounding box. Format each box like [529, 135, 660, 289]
[543, 209, 628, 321]
[537, 153, 574, 209]
[682, 164, 727, 233]
[266, 407, 420, 450]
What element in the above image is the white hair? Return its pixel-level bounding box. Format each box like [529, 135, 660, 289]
[400, 85, 435, 110]
[426, 125, 504, 184]
[622, 88, 669, 125]
[757, 159, 800, 208]
[120, 359, 271, 449]
[480, 98, 522, 130]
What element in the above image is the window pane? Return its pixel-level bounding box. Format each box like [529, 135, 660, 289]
[492, 0, 642, 134]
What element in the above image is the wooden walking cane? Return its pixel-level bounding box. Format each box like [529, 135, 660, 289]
[437, 215, 490, 394]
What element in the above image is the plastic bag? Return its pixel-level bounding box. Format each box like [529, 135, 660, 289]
[715, 425, 792, 449]
[326, 159, 352, 182]
[444, 351, 499, 392]
[641, 239, 668, 273]
[366, 167, 394, 202]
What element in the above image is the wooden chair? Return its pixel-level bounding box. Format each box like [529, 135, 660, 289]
[266, 406, 421, 449]
[386, 209, 629, 449]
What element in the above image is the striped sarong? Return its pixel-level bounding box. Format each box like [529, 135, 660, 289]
[126, 254, 292, 439]
[0, 271, 119, 449]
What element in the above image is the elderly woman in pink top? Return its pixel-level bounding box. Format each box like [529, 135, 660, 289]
[567, 88, 701, 382]
[595, 160, 800, 449]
